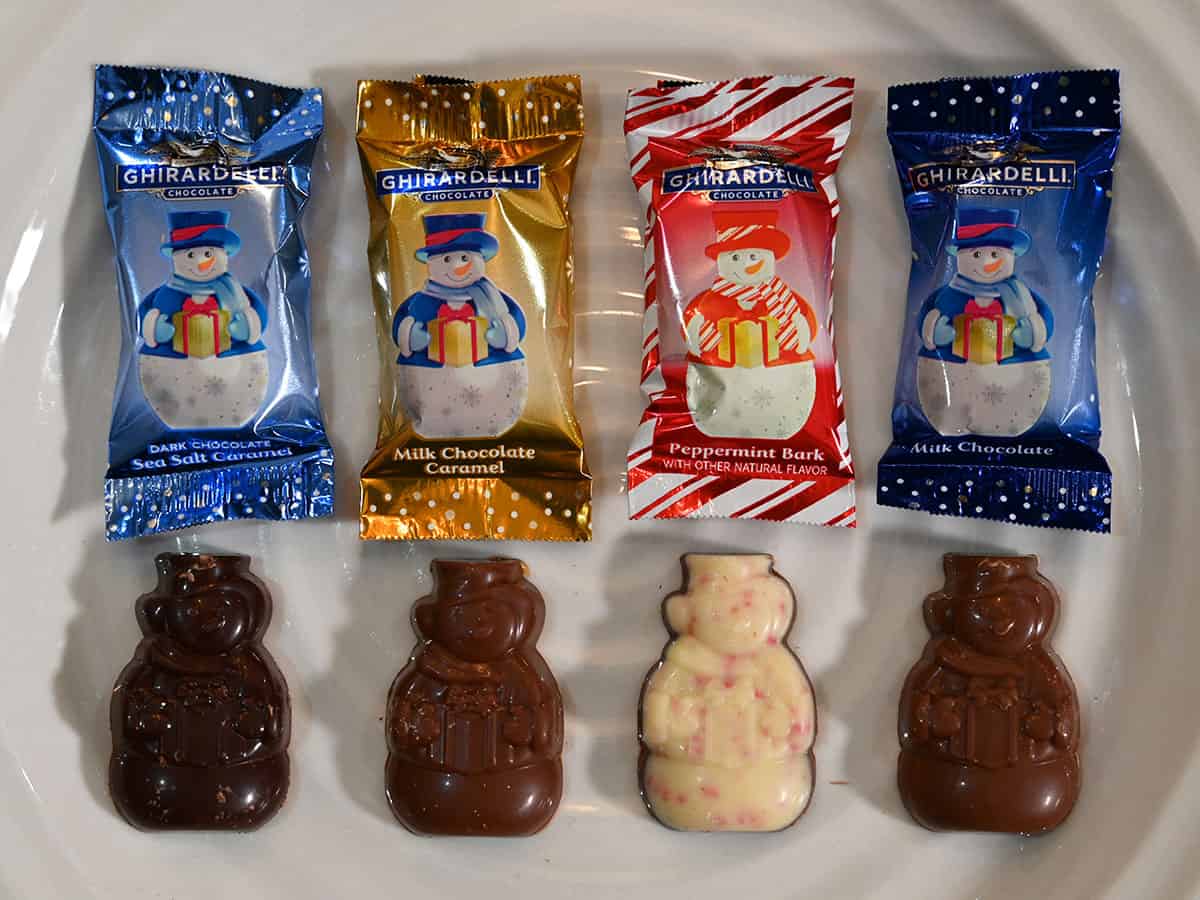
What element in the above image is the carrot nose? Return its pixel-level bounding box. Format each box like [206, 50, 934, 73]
[745, 259, 765, 275]
[198, 257, 216, 272]
[983, 259, 1004, 274]
[453, 262, 473, 277]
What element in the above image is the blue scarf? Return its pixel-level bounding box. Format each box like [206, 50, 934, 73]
[168, 271, 250, 312]
[422, 276, 507, 321]
[948, 273, 1036, 319]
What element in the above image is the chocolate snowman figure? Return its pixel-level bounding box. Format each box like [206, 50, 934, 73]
[385, 558, 563, 836]
[109, 553, 290, 830]
[898, 554, 1080, 834]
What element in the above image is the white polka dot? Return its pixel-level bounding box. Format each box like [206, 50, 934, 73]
[939, 504, 947, 511]
[975, 506, 983, 513]
[510, 510, 519, 519]
[511, 491, 520, 501]
[948, 98, 957, 106]
[108, 524, 118, 532]
[479, 121, 486, 129]
[430, 87, 438, 95]
[1042, 513, 1051, 521]
[120, 505, 129, 513]
[126, 90, 136, 99]
[402, 113, 411, 122]
[464, 522, 472, 530]
[1024, 502, 1031, 509]
[497, 88, 506, 97]
[245, 89, 255, 99]
[565, 81, 576, 92]
[997, 85, 1006, 94]
[483, 490, 491, 499]
[414, 491, 423, 500]
[1059, 487, 1068, 494]
[104, 90, 114, 100]
[1102, 517, 1110, 525]
[452, 491, 461, 500]
[427, 522, 436, 531]
[881, 486, 889, 492]
[1075, 109, 1084, 118]
[272, 108, 281, 117]
[1000, 495, 1008, 503]
[385, 97, 393, 107]
[442, 100, 450, 108]
[562, 509, 572, 518]
[1013, 94, 1023, 104]
[427, 499, 436, 508]
[930, 111, 937, 119]
[544, 508, 553, 516]
[1088, 96, 1096, 104]
[965, 480, 974, 487]
[177, 513, 186, 520]
[445, 510, 456, 521]
[541, 114, 549, 123]
[1009, 514, 1017, 520]
[384, 493, 393, 501]
[976, 96, 983, 104]
[1058, 502, 1066, 510]
[497, 525, 505, 534]
[288, 119, 296, 125]
[462, 91, 471, 101]
[1078, 505, 1087, 512]
[1103, 496, 1111, 505]
[529, 520, 538, 530]
[911, 490, 919, 497]
[552, 101, 561, 110]
[1031, 81, 1040, 89]
[487, 507, 495, 515]
[526, 100, 534, 109]
[896, 478, 905, 484]
[1060, 95, 1068, 103]
[940, 485, 948, 492]
[399, 507, 407, 516]
[1092, 129, 1102, 136]
[419, 100, 428, 109]
[363, 99, 373, 109]
[912, 99, 920, 107]
[150, 504, 158, 512]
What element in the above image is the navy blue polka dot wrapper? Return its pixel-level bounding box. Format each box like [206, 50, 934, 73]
[879, 70, 1119, 533]
[93, 65, 333, 540]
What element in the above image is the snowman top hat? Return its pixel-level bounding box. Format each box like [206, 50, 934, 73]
[415, 213, 500, 262]
[704, 209, 791, 260]
[947, 207, 1031, 256]
[160, 210, 242, 256]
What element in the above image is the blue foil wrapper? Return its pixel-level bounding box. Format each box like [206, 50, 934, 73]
[93, 65, 333, 540]
[879, 70, 1119, 532]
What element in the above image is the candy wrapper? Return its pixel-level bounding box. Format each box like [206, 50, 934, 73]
[93, 66, 333, 540]
[879, 70, 1120, 532]
[356, 75, 591, 541]
[625, 76, 856, 526]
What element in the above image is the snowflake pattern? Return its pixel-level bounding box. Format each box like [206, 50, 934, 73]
[460, 385, 483, 408]
[204, 376, 227, 397]
[751, 387, 775, 409]
[980, 383, 1007, 406]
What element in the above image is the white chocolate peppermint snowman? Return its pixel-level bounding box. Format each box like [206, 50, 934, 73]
[639, 554, 815, 832]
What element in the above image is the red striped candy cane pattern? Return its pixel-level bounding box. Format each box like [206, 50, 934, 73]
[624, 75, 857, 527]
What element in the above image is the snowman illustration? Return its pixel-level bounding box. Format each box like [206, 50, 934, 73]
[392, 213, 527, 439]
[137, 210, 268, 430]
[682, 210, 818, 440]
[916, 207, 1054, 436]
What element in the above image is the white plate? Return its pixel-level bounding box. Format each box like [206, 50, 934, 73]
[3, 2, 1199, 897]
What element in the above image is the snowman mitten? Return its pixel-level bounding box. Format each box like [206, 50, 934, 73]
[153, 316, 175, 344]
[932, 316, 956, 347]
[410, 321, 432, 352]
[228, 311, 250, 342]
[485, 319, 507, 349]
[1011, 316, 1034, 348]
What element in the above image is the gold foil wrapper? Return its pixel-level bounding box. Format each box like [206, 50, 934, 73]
[356, 74, 591, 541]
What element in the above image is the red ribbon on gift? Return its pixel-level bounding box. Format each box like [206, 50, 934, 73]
[181, 296, 221, 357]
[433, 302, 482, 364]
[962, 298, 1006, 362]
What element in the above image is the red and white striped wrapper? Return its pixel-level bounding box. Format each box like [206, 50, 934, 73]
[624, 75, 857, 526]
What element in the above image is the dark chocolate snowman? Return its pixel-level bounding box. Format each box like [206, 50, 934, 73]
[109, 553, 290, 830]
[385, 558, 563, 836]
[898, 554, 1080, 834]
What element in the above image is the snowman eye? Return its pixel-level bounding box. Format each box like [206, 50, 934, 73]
[187, 251, 196, 259]
[460, 254, 469, 262]
[731, 254, 740, 261]
[990, 250, 999, 259]
[973, 251, 982, 259]
[203, 249, 213, 258]
[748, 252, 759, 261]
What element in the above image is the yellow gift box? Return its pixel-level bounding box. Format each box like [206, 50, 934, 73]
[429, 315, 488, 367]
[952, 309, 1015, 364]
[716, 316, 780, 368]
[172, 306, 231, 359]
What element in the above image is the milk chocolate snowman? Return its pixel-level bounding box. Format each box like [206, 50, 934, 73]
[109, 553, 290, 830]
[385, 558, 563, 836]
[638, 554, 816, 831]
[898, 554, 1080, 834]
